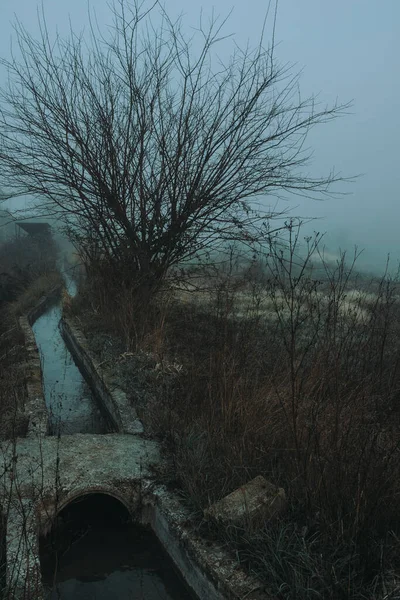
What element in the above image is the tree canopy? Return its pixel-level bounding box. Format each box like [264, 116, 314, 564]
[0, 0, 348, 290]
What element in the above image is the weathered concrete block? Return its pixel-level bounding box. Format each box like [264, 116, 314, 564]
[142, 485, 269, 600]
[205, 475, 286, 527]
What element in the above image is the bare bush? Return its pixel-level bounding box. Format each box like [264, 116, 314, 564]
[0, 0, 349, 295]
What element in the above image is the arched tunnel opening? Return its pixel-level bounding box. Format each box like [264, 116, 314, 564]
[39, 493, 196, 599]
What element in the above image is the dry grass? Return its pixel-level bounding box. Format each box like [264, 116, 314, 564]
[7, 271, 63, 318]
[0, 270, 62, 441]
[0, 233, 61, 441]
[73, 239, 400, 599]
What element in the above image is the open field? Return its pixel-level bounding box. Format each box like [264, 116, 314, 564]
[71, 249, 400, 599]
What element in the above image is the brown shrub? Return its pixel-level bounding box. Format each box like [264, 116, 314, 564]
[74, 237, 400, 598]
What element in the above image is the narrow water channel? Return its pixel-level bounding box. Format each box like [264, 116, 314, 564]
[33, 268, 196, 599]
[31, 272, 109, 435]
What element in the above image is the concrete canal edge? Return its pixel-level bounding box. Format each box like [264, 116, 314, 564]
[142, 486, 268, 600]
[18, 285, 62, 438]
[61, 316, 269, 600]
[60, 317, 144, 435]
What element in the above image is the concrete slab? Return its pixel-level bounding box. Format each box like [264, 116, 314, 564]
[0, 434, 159, 500]
[205, 475, 286, 528]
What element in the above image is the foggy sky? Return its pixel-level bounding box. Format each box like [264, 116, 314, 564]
[0, 0, 399, 271]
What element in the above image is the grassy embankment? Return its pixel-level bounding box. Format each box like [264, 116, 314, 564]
[0, 233, 62, 439]
[70, 242, 400, 599]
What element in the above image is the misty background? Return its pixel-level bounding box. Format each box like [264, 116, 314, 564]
[0, 0, 399, 272]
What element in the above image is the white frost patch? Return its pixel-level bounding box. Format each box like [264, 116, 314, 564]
[172, 282, 400, 326]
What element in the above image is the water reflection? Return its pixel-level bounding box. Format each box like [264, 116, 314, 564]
[32, 303, 108, 435]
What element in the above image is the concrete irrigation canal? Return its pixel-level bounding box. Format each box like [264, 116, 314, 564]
[0, 269, 268, 600]
[32, 302, 108, 436]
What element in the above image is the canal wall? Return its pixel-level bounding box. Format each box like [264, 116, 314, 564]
[19, 285, 62, 438]
[60, 318, 144, 435]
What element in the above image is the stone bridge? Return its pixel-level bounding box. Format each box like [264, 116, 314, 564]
[1, 433, 160, 599]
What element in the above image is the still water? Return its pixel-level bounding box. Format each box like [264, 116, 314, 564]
[32, 302, 108, 435]
[40, 494, 194, 600]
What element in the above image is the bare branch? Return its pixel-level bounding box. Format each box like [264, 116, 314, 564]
[0, 0, 351, 290]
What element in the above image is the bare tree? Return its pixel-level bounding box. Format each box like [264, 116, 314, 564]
[0, 0, 348, 293]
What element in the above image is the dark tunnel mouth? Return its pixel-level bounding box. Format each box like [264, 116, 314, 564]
[39, 492, 134, 582]
[54, 489, 132, 520]
[37, 491, 198, 599]
[45, 492, 132, 535]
